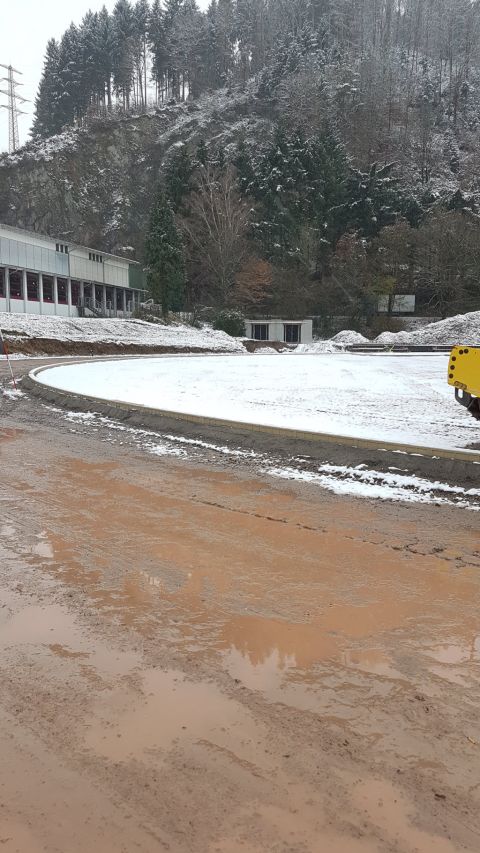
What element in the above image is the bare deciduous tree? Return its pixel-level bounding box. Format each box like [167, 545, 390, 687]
[180, 165, 251, 304]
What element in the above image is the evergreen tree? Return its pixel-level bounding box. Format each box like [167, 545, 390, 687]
[112, 0, 135, 108]
[149, 0, 167, 100]
[96, 6, 116, 108]
[133, 0, 150, 106]
[145, 191, 186, 312]
[237, 127, 348, 267]
[164, 145, 196, 212]
[56, 24, 83, 128]
[32, 39, 62, 138]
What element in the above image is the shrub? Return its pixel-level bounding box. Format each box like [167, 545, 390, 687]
[213, 309, 246, 337]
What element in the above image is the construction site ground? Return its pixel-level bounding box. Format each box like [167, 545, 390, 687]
[0, 358, 479, 853]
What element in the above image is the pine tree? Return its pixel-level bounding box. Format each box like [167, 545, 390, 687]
[56, 25, 83, 128]
[112, 0, 135, 108]
[145, 191, 186, 312]
[149, 0, 167, 101]
[97, 6, 116, 108]
[133, 0, 150, 106]
[164, 145, 196, 212]
[79, 11, 101, 112]
[32, 39, 62, 138]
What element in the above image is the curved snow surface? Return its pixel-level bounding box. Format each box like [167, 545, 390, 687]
[36, 353, 479, 450]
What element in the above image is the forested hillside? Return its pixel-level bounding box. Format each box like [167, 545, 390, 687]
[2, 0, 480, 327]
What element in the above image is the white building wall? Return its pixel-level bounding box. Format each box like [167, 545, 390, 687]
[245, 319, 313, 345]
[104, 259, 129, 287]
[69, 250, 130, 288]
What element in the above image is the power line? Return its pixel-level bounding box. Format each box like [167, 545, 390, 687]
[0, 63, 28, 153]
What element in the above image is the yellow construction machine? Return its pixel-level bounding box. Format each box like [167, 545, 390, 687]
[448, 347, 480, 420]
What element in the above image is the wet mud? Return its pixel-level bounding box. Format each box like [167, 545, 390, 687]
[0, 360, 479, 852]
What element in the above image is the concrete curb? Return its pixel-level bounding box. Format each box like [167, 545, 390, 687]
[24, 360, 480, 466]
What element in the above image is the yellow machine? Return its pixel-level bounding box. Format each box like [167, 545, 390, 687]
[448, 347, 480, 420]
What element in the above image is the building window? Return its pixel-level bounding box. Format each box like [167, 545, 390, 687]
[9, 271, 22, 299]
[89, 252, 103, 263]
[57, 279, 68, 304]
[27, 274, 39, 301]
[43, 277, 54, 302]
[56, 243, 69, 254]
[252, 324, 269, 341]
[71, 280, 80, 306]
[284, 324, 301, 344]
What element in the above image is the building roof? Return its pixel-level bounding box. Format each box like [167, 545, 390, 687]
[0, 222, 139, 265]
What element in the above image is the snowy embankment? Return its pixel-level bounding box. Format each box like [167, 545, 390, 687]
[35, 353, 479, 451]
[0, 313, 244, 354]
[297, 311, 480, 352]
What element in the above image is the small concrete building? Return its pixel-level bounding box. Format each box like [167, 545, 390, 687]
[0, 223, 146, 318]
[245, 317, 313, 345]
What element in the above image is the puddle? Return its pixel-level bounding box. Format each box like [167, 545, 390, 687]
[86, 668, 266, 766]
[425, 640, 480, 665]
[218, 612, 339, 671]
[0, 820, 44, 853]
[342, 648, 404, 680]
[0, 603, 140, 678]
[32, 531, 54, 559]
[354, 778, 464, 853]
[0, 604, 77, 647]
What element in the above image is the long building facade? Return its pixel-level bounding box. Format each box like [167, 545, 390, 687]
[0, 223, 146, 318]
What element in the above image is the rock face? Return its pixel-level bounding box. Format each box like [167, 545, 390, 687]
[0, 87, 271, 260]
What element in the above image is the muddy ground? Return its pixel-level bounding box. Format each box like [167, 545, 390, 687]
[1, 358, 479, 853]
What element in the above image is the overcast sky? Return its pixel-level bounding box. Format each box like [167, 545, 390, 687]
[1, 0, 209, 152]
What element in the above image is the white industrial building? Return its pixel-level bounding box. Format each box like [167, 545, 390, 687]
[245, 317, 313, 345]
[0, 223, 146, 318]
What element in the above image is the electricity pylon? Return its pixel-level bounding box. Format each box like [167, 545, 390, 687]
[0, 63, 28, 153]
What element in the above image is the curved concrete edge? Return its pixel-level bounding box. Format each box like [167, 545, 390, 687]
[23, 362, 480, 466]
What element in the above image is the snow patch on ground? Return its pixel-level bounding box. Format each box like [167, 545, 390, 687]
[54, 408, 262, 461]
[298, 310, 480, 351]
[0, 313, 244, 352]
[296, 330, 370, 353]
[35, 353, 479, 450]
[1, 387, 24, 400]
[51, 406, 479, 510]
[267, 463, 480, 510]
[374, 311, 480, 346]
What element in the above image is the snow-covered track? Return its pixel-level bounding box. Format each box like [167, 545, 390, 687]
[24, 359, 480, 467]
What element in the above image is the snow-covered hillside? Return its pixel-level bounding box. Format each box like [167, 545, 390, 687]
[0, 313, 244, 353]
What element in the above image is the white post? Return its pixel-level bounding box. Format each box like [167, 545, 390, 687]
[53, 275, 59, 315]
[67, 278, 72, 316]
[22, 269, 28, 313]
[38, 272, 43, 315]
[102, 285, 107, 315]
[122, 289, 127, 315]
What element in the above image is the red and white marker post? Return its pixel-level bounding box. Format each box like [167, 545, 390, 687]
[0, 328, 17, 391]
